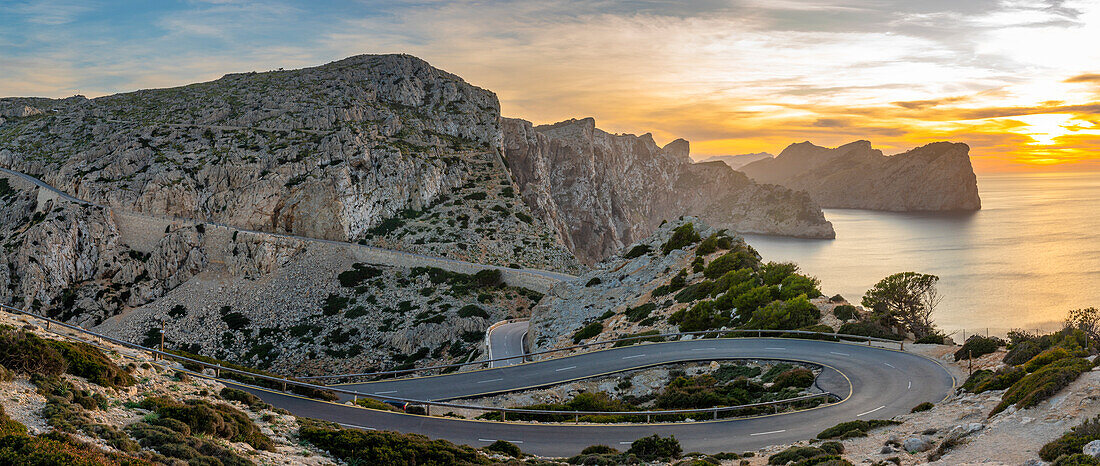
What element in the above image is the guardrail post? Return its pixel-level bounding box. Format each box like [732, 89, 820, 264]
[646, 414, 651, 423]
[713, 409, 718, 420]
[500, 410, 506, 421]
[900, 341, 904, 350]
[282, 381, 287, 392]
[574, 414, 579, 423]
[45, 320, 50, 330]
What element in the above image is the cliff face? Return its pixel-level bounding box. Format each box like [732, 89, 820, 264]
[0, 54, 577, 272]
[739, 140, 981, 211]
[503, 117, 834, 264]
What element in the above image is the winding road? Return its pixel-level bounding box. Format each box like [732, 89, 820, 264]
[487, 321, 529, 368]
[235, 337, 955, 456]
[1, 166, 957, 456]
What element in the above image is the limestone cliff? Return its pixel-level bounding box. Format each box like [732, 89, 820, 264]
[503, 117, 834, 264]
[739, 140, 982, 211]
[0, 54, 577, 272]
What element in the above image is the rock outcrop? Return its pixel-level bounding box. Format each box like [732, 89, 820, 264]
[0, 54, 577, 272]
[503, 117, 834, 264]
[739, 140, 982, 211]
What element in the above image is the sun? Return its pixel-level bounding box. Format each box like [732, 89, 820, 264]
[1013, 114, 1075, 146]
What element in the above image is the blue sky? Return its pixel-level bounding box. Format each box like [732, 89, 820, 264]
[2, 0, 1098, 171]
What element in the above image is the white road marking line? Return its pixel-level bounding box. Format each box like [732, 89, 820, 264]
[622, 354, 646, 359]
[857, 405, 886, 417]
[829, 352, 849, 356]
[338, 423, 377, 431]
[373, 390, 397, 394]
[691, 348, 717, 351]
[618, 441, 634, 445]
[478, 438, 523, 444]
[908, 381, 912, 390]
[884, 363, 896, 368]
[477, 378, 504, 383]
[555, 366, 577, 372]
[766, 347, 786, 350]
[750, 430, 786, 436]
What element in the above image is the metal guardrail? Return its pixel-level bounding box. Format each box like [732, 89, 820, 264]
[302, 328, 905, 381]
[2, 302, 851, 423]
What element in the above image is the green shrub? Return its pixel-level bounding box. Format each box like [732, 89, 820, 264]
[166, 349, 338, 402]
[322, 294, 350, 316]
[779, 274, 822, 300]
[962, 367, 1029, 393]
[345, 306, 369, 319]
[219, 388, 269, 411]
[127, 421, 250, 465]
[1052, 454, 1100, 465]
[47, 341, 135, 389]
[911, 402, 934, 413]
[838, 321, 903, 341]
[573, 322, 604, 343]
[220, 311, 251, 331]
[168, 304, 188, 318]
[1004, 340, 1044, 366]
[457, 305, 489, 319]
[625, 303, 656, 322]
[954, 335, 1004, 361]
[704, 251, 758, 279]
[817, 420, 902, 439]
[298, 418, 488, 465]
[0, 431, 150, 466]
[484, 439, 523, 457]
[1041, 415, 1100, 461]
[661, 223, 701, 255]
[0, 366, 11, 383]
[768, 445, 848, 465]
[627, 434, 682, 461]
[669, 301, 728, 332]
[140, 397, 274, 451]
[991, 357, 1093, 415]
[0, 405, 27, 437]
[623, 244, 652, 259]
[771, 368, 815, 390]
[338, 263, 384, 287]
[585, 277, 602, 287]
[832, 304, 857, 321]
[915, 334, 946, 344]
[0, 326, 67, 376]
[1024, 347, 1072, 372]
[675, 281, 714, 303]
[743, 295, 819, 330]
[581, 445, 618, 455]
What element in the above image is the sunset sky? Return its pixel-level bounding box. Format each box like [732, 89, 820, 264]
[3, 0, 1099, 172]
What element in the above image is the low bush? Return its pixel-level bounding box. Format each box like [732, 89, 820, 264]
[0, 326, 67, 376]
[661, 223, 701, 255]
[669, 301, 728, 332]
[219, 388, 270, 411]
[625, 303, 656, 322]
[1024, 347, 1072, 372]
[140, 397, 274, 451]
[832, 304, 857, 321]
[338, 263, 384, 287]
[771, 368, 815, 390]
[127, 421, 250, 466]
[483, 439, 523, 457]
[991, 357, 1094, 415]
[627, 434, 682, 461]
[581, 445, 618, 455]
[954, 335, 1005, 361]
[298, 418, 488, 465]
[48, 341, 135, 389]
[0, 431, 150, 466]
[704, 250, 758, 279]
[768, 445, 848, 465]
[675, 281, 714, 303]
[0, 405, 27, 437]
[695, 232, 734, 256]
[585, 277, 602, 287]
[457, 305, 489, 319]
[915, 334, 946, 344]
[911, 402, 934, 413]
[817, 420, 902, 439]
[743, 295, 819, 330]
[837, 321, 903, 341]
[573, 322, 604, 343]
[623, 244, 652, 259]
[1040, 415, 1100, 461]
[1052, 454, 1100, 465]
[1004, 339, 1044, 366]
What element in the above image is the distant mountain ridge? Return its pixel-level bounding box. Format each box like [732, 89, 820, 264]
[739, 140, 981, 211]
[697, 152, 774, 170]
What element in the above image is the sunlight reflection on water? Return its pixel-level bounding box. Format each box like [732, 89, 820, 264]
[743, 171, 1100, 334]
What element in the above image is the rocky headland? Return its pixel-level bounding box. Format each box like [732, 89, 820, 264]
[739, 140, 982, 211]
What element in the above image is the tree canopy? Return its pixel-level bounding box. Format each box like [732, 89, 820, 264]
[861, 272, 941, 338]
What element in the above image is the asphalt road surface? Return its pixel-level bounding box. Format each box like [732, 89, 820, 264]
[239, 337, 954, 456]
[487, 321, 529, 368]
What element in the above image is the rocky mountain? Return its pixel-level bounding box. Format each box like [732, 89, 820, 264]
[502, 117, 834, 265]
[0, 54, 578, 273]
[697, 152, 773, 170]
[739, 140, 982, 211]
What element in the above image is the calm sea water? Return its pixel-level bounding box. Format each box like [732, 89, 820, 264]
[743, 171, 1100, 336]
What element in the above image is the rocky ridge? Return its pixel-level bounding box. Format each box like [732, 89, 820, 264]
[503, 117, 834, 264]
[0, 54, 576, 272]
[739, 140, 982, 211]
[698, 152, 774, 170]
